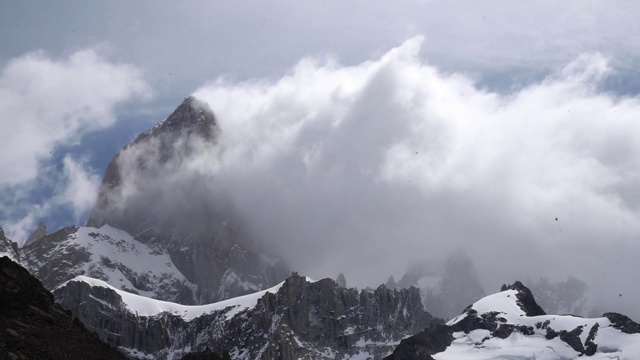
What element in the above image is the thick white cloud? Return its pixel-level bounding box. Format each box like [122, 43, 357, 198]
[190, 37, 640, 317]
[0, 48, 151, 188]
[56, 155, 102, 220]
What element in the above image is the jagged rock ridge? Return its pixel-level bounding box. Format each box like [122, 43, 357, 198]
[386, 281, 640, 359]
[54, 273, 434, 360]
[0, 226, 20, 262]
[0, 256, 126, 360]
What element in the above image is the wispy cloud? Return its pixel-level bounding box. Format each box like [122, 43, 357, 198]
[0, 48, 151, 241]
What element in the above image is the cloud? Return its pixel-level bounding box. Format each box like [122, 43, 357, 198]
[0, 48, 151, 188]
[56, 156, 102, 220]
[184, 37, 640, 318]
[0, 48, 151, 241]
[5, 1, 639, 100]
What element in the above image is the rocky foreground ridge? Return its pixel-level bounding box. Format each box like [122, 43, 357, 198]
[0, 256, 127, 360]
[386, 281, 640, 359]
[54, 272, 433, 359]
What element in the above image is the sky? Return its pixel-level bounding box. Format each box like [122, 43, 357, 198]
[2, 1, 640, 318]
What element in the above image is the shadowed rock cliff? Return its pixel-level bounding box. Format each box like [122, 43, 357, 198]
[0, 256, 127, 360]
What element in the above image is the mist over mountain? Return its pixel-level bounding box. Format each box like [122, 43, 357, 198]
[37, 37, 639, 320]
[72, 37, 639, 320]
[83, 96, 288, 303]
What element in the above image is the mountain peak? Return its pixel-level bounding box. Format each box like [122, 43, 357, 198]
[135, 95, 217, 144]
[24, 221, 47, 247]
[498, 281, 546, 317]
[84, 95, 289, 305]
[387, 281, 640, 359]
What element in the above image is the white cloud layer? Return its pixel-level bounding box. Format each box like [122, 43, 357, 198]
[0, 48, 151, 188]
[0, 48, 151, 241]
[188, 37, 640, 317]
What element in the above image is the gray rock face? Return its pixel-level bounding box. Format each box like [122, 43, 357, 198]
[54, 273, 434, 360]
[83, 96, 289, 303]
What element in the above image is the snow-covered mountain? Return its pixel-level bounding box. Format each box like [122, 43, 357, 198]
[21, 225, 197, 304]
[54, 272, 434, 360]
[387, 281, 640, 359]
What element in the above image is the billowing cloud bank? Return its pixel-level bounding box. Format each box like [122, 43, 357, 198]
[0, 49, 150, 241]
[190, 37, 640, 318]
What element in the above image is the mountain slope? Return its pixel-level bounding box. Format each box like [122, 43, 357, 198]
[54, 272, 434, 360]
[21, 225, 197, 304]
[386, 281, 640, 359]
[0, 256, 127, 360]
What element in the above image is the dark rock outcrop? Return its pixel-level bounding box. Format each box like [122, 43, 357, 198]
[507, 280, 546, 316]
[181, 349, 231, 360]
[0, 256, 126, 360]
[54, 273, 434, 359]
[604, 312, 640, 334]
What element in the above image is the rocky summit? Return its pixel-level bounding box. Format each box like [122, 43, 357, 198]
[53, 272, 434, 359]
[0, 256, 126, 360]
[82, 96, 289, 303]
[386, 281, 640, 359]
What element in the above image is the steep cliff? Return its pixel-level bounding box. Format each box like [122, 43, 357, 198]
[0, 256, 127, 360]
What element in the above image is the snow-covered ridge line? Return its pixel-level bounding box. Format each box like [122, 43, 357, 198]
[389, 281, 640, 359]
[58, 275, 316, 321]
